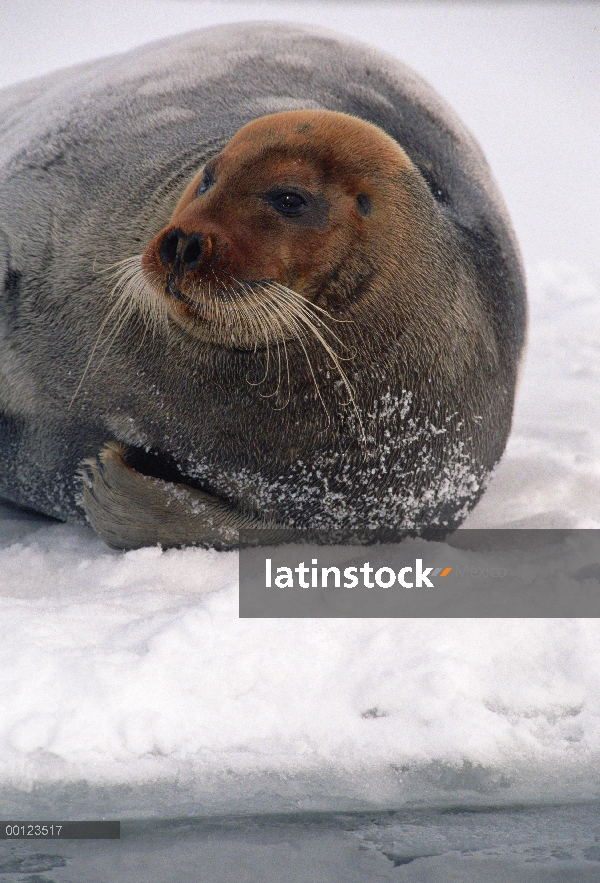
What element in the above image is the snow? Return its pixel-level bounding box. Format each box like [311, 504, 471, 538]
[464, 262, 600, 530]
[0, 1, 599, 818]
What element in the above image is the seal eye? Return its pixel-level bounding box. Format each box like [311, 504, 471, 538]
[356, 193, 372, 217]
[268, 191, 308, 217]
[196, 168, 214, 196]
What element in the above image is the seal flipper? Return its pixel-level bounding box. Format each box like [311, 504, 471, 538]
[80, 442, 266, 550]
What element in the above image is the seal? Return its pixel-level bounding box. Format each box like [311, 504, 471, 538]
[0, 22, 526, 549]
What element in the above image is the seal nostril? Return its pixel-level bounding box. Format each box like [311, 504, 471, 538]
[159, 228, 183, 268]
[182, 233, 203, 270]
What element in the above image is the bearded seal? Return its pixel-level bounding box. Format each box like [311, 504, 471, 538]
[0, 22, 526, 549]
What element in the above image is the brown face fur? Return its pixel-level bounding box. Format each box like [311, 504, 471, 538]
[140, 110, 418, 347]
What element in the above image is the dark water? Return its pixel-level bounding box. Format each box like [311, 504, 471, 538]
[1, 803, 599, 882]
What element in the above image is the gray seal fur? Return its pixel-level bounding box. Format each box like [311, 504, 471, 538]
[0, 22, 526, 548]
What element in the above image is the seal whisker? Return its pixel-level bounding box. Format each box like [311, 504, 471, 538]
[252, 289, 291, 402]
[134, 260, 168, 335]
[87, 288, 142, 379]
[70, 257, 168, 409]
[249, 282, 333, 422]
[260, 283, 363, 432]
[277, 300, 333, 425]
[239, 281, 274, 390]
[243, 281, 291, 402]
[255, 280, 351, 325]
[227, 280, 242, 344]
[68, 303, 121, 407]
[267, 282, 354, 357]
[249, 283, 298, 407]
[109, 262, 162, 346]
[101, 255, 145, 274]
[68, 259, 141, 408]
[236, 282, 264, 344]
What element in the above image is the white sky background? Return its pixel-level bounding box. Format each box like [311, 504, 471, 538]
[1, 0, 599, 282]
[1, 1, 600, 816]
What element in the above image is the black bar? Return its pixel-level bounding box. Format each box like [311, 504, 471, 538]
[0, 821, 120, 839]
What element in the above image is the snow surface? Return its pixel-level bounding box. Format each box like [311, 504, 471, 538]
[0, 1, 599, 818]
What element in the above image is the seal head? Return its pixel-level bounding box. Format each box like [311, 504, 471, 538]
[140, 110, 441, 352]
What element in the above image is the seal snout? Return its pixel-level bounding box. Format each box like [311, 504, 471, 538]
[158, 228, 207, 279]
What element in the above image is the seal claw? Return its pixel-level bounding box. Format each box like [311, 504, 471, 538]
[80, 442, 267, 550]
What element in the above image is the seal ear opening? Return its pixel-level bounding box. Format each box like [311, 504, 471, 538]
[0, 229, 10, 298]
[416, 166, 450, 205]
[0, 230, 21, 328]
